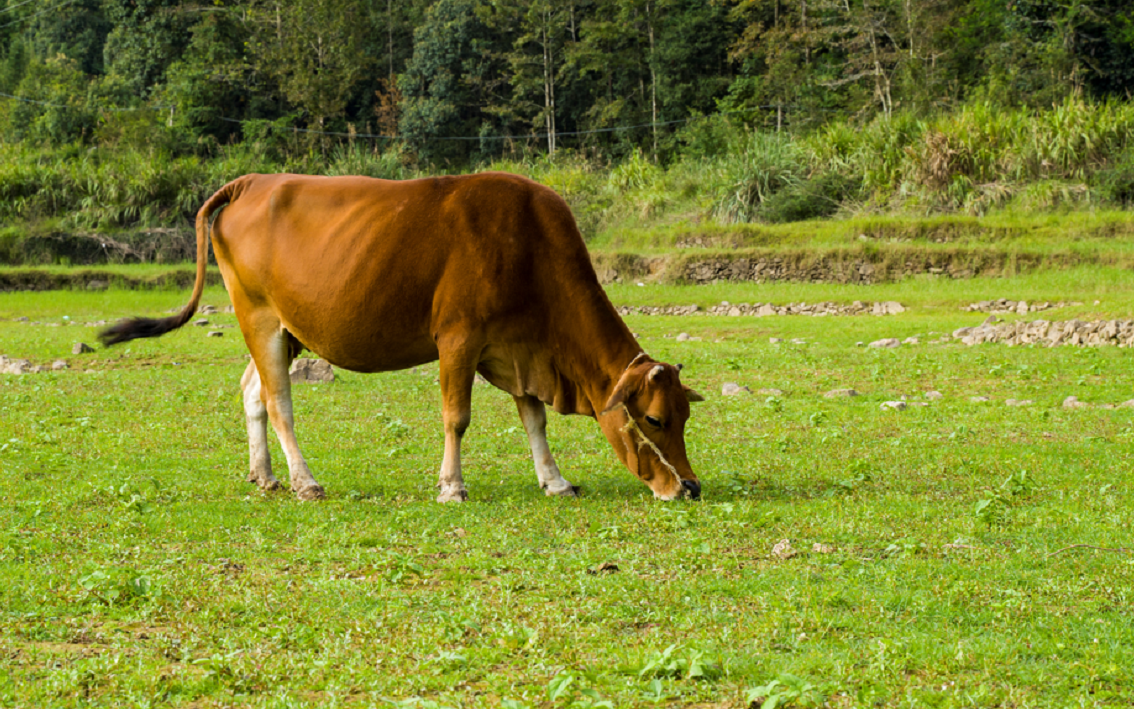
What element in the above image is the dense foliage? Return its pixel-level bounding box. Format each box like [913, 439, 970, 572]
[1, 0, 1133, 162]
[0, 0, 1132, 249]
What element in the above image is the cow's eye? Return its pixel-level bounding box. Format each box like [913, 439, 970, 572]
[644, 415, 662, 428]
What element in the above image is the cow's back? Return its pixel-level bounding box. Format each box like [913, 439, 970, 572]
[210, 172, 600, 374]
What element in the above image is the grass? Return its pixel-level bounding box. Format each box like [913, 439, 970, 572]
[1, 275, 1133, 707]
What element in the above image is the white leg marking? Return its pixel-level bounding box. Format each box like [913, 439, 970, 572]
[259, 332, 324, 500]
[241, 362, 279, 491]
[516, 395, 577, 497]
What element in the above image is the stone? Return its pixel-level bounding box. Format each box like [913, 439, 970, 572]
[1016, 301, 1029, 315]
[290, 358, 335, 384]
[1005, 399, 1033, 407]
[721, 382, 751, 396]
[984, 315, 999, 325]
[207, 331, 224, 338]
[1118, 400, 1134, 409]
[925, 390, 943, 400]
[51, 360, 68, 371]
[771, 539, 798, 560]
[1062, 396, 1088, 409]
[1, 356, 32, 374]
[728, 306, 742, 317]
[769, 338, 783, 344]
[873, 301, 905, 315]
[676, 332, 690, 342]
[952, 327, 974, 338]
[194, 319, 209, 326]
[756, 304, 777, 317]
[869, 338, 901, 349]
[970, 396, 990, 402]
[824, 388, 859, 398]
[199, 305, 218, 314]
[790, 338, 807, 345]
[880, 401, 907, 411]
[902, 336, 920, 345]
[16, 316, 29, 322]
[756, 388, 785, 396]
[811, 543, 834, 554]
[72, 343, 94, 355]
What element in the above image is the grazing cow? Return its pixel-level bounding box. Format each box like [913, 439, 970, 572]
[101, 173, 703, 501]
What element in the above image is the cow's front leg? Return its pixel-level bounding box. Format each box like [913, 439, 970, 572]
[247, 320, 325, 501]
[241, 360, 280, 491]
[514, 395, 578, 497]
[436, 343, 479, 503]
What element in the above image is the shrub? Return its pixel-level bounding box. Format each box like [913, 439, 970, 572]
[759, 172, 859, 223]
[1091, 151, 1134, 207]
[711, 130, 808, 223]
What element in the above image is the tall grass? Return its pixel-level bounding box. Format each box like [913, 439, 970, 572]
[0, 98, 1132, 257]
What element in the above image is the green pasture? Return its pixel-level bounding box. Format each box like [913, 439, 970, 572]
[1, 273, 1132, 708]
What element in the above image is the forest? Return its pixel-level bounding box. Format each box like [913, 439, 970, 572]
[1, 0, 1133, 253]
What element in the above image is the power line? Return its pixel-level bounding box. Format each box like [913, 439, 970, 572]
[218, 107, 786, 143]
[0, 91, 168, 112]
[1, 83, 798, 142]
[0, 0, 79, 30]
[0, 0, 40, 16]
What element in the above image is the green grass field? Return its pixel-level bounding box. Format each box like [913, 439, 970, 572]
[1, 273, 1132, 708]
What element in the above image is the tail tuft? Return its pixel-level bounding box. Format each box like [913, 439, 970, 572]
[99, 311, 192, 346]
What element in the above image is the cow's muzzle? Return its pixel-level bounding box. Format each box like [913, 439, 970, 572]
[681, 479, 701, 500]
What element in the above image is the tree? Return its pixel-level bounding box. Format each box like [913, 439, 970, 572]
[400, 0, 510, 162]
[246, 0, 370, 136]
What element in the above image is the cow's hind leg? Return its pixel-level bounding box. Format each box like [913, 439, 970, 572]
[241, 360, 280, 491]
[435, 340, 480, 503]
[246, 319, 325, 501]
[514, 395, 578, 497]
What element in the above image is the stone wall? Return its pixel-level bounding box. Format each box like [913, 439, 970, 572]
[591, 248, 1095, 285]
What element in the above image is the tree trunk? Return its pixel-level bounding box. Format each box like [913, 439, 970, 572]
[387, 0, 394, 82]
[647, 1, 657, 160]
[543, 21, 556, 155]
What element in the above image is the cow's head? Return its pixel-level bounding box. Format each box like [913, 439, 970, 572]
[599, 360, 704, 500]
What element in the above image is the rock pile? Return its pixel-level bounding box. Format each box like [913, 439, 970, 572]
[617, 301, 905, 317]
[952, 319, 1134, 348]
[963, 299, 1079, 314]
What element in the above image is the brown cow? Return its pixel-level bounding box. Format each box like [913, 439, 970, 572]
[101, 172, 704, 501]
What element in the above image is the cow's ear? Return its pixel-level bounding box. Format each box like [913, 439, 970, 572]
[683, 385, 705, 403]
[602, 378, 637, 415]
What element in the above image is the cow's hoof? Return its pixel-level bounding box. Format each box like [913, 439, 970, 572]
[545, 484, 580, 497]
[436, 487, 469, 503]
[295, 484, 325, 501]
[258, 479, 282, 492]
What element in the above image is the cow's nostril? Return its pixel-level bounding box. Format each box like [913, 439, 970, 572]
[681, 479, 701, 499]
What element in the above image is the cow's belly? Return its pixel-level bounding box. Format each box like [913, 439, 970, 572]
[276, 299, 440, 374]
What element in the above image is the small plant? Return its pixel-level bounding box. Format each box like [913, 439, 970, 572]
[975, 470, 1038, 528]
[78, 567, 157, 606]
[745, 674, 826, 709]
[833, 460, 874, 494]
[634, 644, 720, 681]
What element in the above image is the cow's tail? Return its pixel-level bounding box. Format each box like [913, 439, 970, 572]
[99, 178, 245, 347]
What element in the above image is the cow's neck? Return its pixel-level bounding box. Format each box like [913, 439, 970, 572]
[553, 292, 644, 415]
